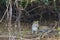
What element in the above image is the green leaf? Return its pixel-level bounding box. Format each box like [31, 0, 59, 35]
[0, 0, 7, 4]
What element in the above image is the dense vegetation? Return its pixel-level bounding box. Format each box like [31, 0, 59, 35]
[0, 0, 60, 40]
[0, 0, 60, 23]
[0, 0, 6, 19]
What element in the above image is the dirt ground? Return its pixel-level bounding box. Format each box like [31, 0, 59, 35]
[21, 37, 60, 40]
[0, 37, 60, 40]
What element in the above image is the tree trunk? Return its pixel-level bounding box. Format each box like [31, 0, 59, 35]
[7, 0, 13, 40]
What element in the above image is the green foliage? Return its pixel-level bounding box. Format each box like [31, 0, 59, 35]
[18, 1, 26, 7]
[18, 0, 31, 7]
[41, 0, 49, 5]
[0, 0, 7, 4]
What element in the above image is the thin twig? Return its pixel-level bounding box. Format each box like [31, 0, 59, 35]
[0, 5, 9, 23]
[24, 0, 29, 9]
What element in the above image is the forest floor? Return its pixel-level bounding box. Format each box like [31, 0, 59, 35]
[0, 22, 60, 40]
